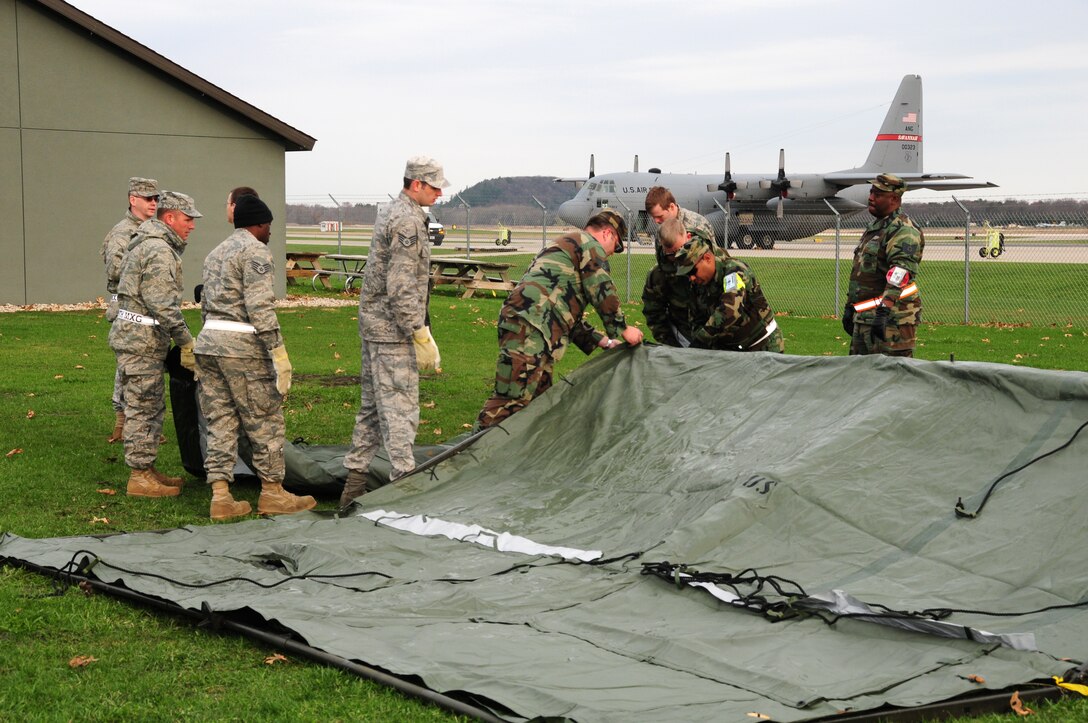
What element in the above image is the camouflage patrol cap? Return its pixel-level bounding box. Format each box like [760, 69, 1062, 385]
[673, 236, 712, 276]
[157, 191, 203, 218]
[588, 209, 628, 253]
[404, 155, 450, 188]
[870, 173, 907, 195]
[128, 177, 159, 198]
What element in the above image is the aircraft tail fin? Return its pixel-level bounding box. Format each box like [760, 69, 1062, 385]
[847, 74, 923, 175]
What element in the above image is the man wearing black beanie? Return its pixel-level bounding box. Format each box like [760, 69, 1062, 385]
[193, 193, 316, 520]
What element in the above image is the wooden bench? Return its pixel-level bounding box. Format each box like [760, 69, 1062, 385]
[285, 251, 329, 289]
[429, 257, 516, 299]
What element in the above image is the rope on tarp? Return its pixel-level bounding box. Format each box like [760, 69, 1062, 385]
[955, 418, 1088, 519]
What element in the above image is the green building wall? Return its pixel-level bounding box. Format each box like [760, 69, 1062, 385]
[1, 0, 300, 304]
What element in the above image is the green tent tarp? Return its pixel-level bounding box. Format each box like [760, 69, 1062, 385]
[3, 347, 1087, 721]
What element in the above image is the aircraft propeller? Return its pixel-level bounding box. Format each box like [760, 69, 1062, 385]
[770, 148, 791, 219]
[717, 153, 737, 200]
[589, 153, 595, 180]
[633, 154, 638, 173]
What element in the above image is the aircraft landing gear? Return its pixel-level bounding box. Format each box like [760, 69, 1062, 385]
[736, 234, 755, 250]
[757, 234, 775, 250]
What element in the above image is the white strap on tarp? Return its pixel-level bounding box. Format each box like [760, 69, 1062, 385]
[116, 309, 159, 326]
[203, 319, 257, 333]
[359, 508, 603, 562]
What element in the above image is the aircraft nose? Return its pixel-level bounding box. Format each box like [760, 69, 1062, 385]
[557, 200, 589, 227]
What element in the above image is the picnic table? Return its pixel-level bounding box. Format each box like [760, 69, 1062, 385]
[313, 253, 368, 290]
[285, 251, 329, 289]
[429, 256, 516, 299]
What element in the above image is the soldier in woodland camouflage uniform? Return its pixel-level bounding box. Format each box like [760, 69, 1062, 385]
[640, 186, 717, 341]
[662, 221, 784, 352]
[194, 194, 315, 520]
[108, 191, 200, 498]
[476, 210, 645, 429]
[340, 157, 447, 507]
[101, 177, 159, 443]
[843, 173, 925, 357]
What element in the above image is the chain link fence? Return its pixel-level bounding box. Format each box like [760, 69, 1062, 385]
[288, 194, 1088, 327]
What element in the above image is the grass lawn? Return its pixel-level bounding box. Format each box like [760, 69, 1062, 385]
[1, 283, 1086, 720]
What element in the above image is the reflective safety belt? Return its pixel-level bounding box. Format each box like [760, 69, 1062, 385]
[853, 282, 918, 312]
[202, 319, 257, 333]
[743, 318, 778, 349]
[116, 309, 159, 326]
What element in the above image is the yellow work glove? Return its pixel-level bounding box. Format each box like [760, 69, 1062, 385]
[270, 345, 292, 396]
[179, 342, 197, 374]
[412, 327, 440, 372]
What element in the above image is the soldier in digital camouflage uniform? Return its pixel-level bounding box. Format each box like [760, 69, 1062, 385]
[843, 173, 925, 357]
[664, 220, 784, 352]
[340, 157, 447, 507]
[194, 194, 315, 520]
[108, 191, 200, 498]
[101, 177, 159, 443]
[476, 209, 645, 429]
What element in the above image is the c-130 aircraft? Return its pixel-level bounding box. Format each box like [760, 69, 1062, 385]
[555, 74, 996, 249]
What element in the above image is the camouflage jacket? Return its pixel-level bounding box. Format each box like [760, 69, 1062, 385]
[646, 250, 777, 350]
[501, 230, 627, 354]
[194, 228, 283, 358]
[848, 209, 924, 324]
[678, 207, 716, 245]
[101, 210, 142, 293]
[358, 190, 430, 342]
[108, 218, 192, 359]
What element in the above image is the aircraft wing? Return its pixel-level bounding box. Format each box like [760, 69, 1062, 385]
[822, 172, 997, 191]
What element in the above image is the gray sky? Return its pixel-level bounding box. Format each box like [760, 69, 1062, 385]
[69, 0, 1088, 203]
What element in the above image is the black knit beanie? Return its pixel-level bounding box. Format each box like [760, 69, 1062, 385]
[233, 194, 273, 228]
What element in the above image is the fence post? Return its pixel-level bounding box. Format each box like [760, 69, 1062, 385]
[713, 198, 731, 250]
[953, 196, 970, 324]
[823, 199, 842, 315]
[455, 195, 472, 260]
[611, 198, 634, 303]
[328, 194, 343, 254]
[531, 195, 547, 251]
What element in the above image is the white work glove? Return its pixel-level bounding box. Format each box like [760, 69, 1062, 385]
[412, 327, 440, 372]
[270, 345, 292, 396]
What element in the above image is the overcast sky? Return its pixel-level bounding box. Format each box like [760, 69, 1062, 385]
[68, 0, 1088, 204]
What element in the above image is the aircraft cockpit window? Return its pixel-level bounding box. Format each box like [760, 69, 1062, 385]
[587, 182, 598, 191]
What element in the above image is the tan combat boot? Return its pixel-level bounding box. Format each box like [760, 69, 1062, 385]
[126, 468, 180, 498]
[107, 411, 125, 443]
[257, 481, 316, 516]
[210, 480, 252, 521]
[149, 466, 184, 488]
[338, 469, 371, 509]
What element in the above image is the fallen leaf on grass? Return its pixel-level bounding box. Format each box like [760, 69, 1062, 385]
[264, 653, 288, 665]
[461, 423, 472, 429]
[422, 401, 436, 409]
[75, 364, 85, 369]
[54, 374, 64, 379]
[69, 655, 98, 668]
[1010, 691, 1033, 716]
[333, 351, 341, 360]
[90, 516, 110, 525]
[96, 488, 116, 496]
[334, 367, 345, 374]
[78, 581, 94, 597]
[6, 448, 22, 457]
[26, 410, 35, 419]
[433, 428, 442, 436]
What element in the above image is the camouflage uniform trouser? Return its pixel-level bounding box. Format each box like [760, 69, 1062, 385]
[850, 322, 916, 357]
[111, 365, 125, 412]
[345, 339, 419, 480]
[195, 354, 285, 484]
[115, 352, 165, 469]
[476, 319, 555, 429]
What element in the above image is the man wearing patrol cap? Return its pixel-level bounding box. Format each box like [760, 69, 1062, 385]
[475, 209, 644, 430]
[195, 194, 316, 520]
[665, 219, 784, 352]
[101, 177, 159, 443]
[109, 190, 200, 498]
[341, 156, 448, 507]
[843, 173, 925, 357]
